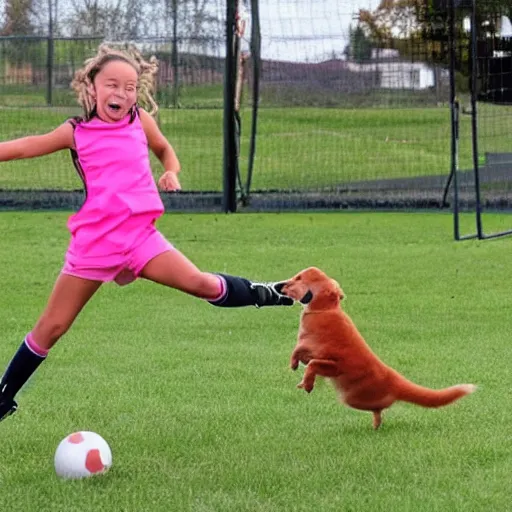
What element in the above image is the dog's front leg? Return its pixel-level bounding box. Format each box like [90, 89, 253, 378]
[298, 359, 339, 393]
[290, 346, 311, 370]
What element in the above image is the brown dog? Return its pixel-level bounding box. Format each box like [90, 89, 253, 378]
[277, 267, 476, 429]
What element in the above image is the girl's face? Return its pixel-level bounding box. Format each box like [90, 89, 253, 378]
[90, 60, 138, 123]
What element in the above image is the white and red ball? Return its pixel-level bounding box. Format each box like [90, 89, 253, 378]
[54, 431, 112, 479]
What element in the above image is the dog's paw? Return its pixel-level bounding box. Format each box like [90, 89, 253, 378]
[291, 361, 299, 371]
[297, 381, 313, 393]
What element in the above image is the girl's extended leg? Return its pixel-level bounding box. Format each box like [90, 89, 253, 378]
[139, 249, 292, 307]
[31, 273, 102, 350]
[0, 274, 102, 421]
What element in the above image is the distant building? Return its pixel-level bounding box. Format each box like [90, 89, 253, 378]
[345, 48, 435, 90]
[501, 15, 512, 38]
[346, 60, 435, 90]
[371, 48, 399, 60]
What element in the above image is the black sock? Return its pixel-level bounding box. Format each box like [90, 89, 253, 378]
[208, 274, 293, 308]
[209, 274, 256, 307]
[0, 339, 47, 401]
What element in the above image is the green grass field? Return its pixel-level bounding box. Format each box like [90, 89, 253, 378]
[1, 211, 511, 511]
[2, 103, 511, 193]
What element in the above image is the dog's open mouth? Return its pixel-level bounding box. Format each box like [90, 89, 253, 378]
[274, 282, 312, 304]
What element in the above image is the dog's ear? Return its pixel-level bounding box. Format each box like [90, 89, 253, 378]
[331, 279, 344, 301]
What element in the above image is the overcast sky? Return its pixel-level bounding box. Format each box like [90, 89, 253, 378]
[255, 0, 380, 62]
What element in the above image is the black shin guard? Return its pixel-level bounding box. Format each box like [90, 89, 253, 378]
[209, 274, 293, 308]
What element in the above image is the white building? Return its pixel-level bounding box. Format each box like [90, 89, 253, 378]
[501, 15, 512, 38]
[346, 60, 435, 90]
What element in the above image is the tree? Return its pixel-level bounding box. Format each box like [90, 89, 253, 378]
[65, 0, 120, 38]
[0, 0, 46, 72]
[61, 0, 223, 47]
[345, 24, 373, 63]
[359, 0, 512, 45]
[0, 0, 35, 35]
[121, 0, 148, 40]
[358, 0, 427, 44]
[357, 0, 512, 100]
[358, 0, 454, 72]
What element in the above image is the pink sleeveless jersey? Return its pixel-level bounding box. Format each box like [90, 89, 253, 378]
[66, 109, 164, 268]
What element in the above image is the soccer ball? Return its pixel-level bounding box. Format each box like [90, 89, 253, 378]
[54, 431, 112, 479]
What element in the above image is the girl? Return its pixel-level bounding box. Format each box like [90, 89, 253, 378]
[0, 45, 292, 422]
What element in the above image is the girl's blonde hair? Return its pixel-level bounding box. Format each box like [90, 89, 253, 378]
[71, 44, 159, 119]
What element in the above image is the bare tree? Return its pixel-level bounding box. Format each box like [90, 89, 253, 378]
[64, 0, 123, 38]
[26, 0, 224, 45]
[121, 0, 148, 40]
[0, 0, 36, 35]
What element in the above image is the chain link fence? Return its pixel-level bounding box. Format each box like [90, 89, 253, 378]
[0, 0, 511, 214]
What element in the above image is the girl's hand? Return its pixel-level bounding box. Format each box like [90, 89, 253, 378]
[158, 170, 181, 192]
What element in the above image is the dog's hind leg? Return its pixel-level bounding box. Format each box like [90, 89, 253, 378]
[372, 410, 383, 430]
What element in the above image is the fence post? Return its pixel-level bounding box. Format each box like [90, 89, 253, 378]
[46, 0, 54, 107]
[171, 0, 179, 108]
[470, 0, 483, 239]
[223, 0, 237, 213]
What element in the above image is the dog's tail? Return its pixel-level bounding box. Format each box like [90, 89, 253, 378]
[393, 375, 476, 408]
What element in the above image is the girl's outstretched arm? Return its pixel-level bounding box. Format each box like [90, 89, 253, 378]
[139, 108, 181, 191]
[0, 122, 74, 162]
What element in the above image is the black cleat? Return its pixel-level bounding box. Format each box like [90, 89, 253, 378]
[0, 397, 17, 422]
[250, 282, 294, 307]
